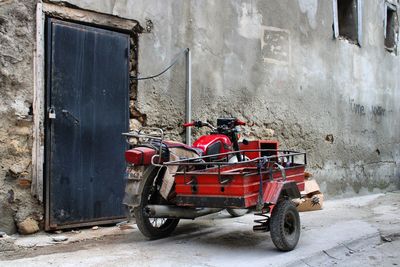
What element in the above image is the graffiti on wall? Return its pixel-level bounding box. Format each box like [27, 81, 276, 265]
[371, 105, 386, 116]
[350, 99, 366, 115]
[349, 98, 386, 117]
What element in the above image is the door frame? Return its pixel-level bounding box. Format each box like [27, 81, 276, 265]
[32, 2, 140, 229]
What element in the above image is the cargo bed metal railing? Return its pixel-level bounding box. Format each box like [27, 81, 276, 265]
[159, 149, 306, 185]
[161, 149, 306, 167]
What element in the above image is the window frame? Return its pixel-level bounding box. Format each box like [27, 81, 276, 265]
[384, 1, 398, 53]
[333, 0, 363, 46]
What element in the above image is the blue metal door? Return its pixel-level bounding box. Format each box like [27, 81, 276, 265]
[45, 19, 130, 230]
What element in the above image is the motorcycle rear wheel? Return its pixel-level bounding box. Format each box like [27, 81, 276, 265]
[134, 166, 179, 239]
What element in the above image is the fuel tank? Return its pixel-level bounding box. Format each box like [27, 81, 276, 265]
[192, 134, 233, 159]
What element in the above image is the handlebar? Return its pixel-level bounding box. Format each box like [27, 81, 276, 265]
[183, 119, 246, 129]
[183, 120, 215, 130]
[235, 119, 246, 126]
[183, 122, 195, 127]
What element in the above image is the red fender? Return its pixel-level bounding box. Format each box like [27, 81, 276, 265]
[125, 147, 156, 165]
[263, 181, 301, 205]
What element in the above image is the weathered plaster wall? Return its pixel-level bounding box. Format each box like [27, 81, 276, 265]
[54, 0, 400, 197]
[0, 0, 42, 234]
[0, 0, 140, 235]
[0, 0, 399, 234]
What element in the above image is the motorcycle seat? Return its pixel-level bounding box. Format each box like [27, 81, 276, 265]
[163, 141, 203, 156]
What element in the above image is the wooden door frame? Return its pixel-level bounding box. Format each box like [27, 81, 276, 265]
[32, 2, 139, 208]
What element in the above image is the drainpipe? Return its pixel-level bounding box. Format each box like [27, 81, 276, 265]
[185, 48, 192, 145]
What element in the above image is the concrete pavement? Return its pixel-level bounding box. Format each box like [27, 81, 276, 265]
[0, 192, 399, 267]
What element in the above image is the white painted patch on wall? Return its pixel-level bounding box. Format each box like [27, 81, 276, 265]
[11, 98, 29, 115]
[298, 0, 318, 29]
[261, 26, 291, 65]
[237, 2, 262, 39]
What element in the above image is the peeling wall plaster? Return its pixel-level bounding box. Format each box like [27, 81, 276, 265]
[298, 0, 319, 29]
[43, 0, 400, 199]
[237, 2, 263, 39]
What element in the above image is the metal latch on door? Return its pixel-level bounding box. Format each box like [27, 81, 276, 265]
[62, 109, 80, 125]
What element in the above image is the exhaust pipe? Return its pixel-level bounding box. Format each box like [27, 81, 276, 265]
[144, 205, 222, 219]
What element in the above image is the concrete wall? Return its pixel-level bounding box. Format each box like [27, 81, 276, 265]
[56, 0, 400, 196]
[0, 0, 399, 234]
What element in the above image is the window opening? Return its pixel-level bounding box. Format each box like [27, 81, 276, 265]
[385, 4, 398, 53]
[333, 0, 362, 45]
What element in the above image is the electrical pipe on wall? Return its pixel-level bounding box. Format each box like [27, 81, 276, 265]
[185, 48, 192, 145]
[131, 48, 192, 145]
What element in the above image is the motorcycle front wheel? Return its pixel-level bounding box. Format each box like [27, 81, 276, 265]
[226, 208, 249, 217]
[134, 166, 179, 239]
[226, 155, 250, 217]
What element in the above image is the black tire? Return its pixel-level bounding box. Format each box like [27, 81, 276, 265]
[269, 200, 300, 251]
[134, 166, 179, 239]
[226, 208, 248, 217]
[226, 156, 250, 218]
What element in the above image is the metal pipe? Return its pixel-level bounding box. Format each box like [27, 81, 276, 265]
[185, 48, 192, 145]
[144, 205, 222, 219]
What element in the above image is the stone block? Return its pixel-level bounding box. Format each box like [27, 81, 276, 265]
[17, 217, 39, 235]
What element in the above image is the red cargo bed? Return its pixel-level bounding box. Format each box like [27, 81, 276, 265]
[164, 150, 306, 209]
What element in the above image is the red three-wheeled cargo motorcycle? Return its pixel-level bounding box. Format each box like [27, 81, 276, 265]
[123, 117, 306, 251]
